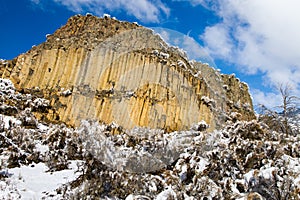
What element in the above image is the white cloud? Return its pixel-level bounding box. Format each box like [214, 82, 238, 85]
[158, 30, 171, 43]
[198, 0, 300, 93]
[181, 35, 215, 65]
[200, 24, 233, 59]
[251, 89, 281, 109]
[30, 0, 40, 4]
[172, 0, 206, 6]
[172, 0, 220, 10]
[152, 27, 216, 67]
[32, 0, 169, 23]
[251, 84, 300, 110]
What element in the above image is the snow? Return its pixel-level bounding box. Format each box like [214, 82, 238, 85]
[0, 181, 21, 199]
[125, 194, 151, 200]
[245, 152, 253, 164]
[0, 78, 15, 95]
[37, 123, 49, 132]
[35, 141, 49, 155]
[151, 50, 170, 60]
[282, 154, 300, 169]
[159, 52, 169, 59]
[177, 60, 187, 69]
[281, 154, 300, 184]
[152, 49, 159, 55]
[194, 71, 201, 78]
[155, 187, 176, 200]
[32, 98, 50, 107]
[0, 161, 83, 199]
[60, 89, 72, 96]
[0, 114, 22, 129]
[201, 96, 216, 107]
[103, 13, 111, 18]
[259, 167, 277, 180]
[193, 158, 209, 174]
[178, 164, 188, 181]
[125, 91, 135, 98]
[190, 120, 209, 131]
[223, 84, 229, 91]
[148, 181, 158, 192]
[1, 77, 300, 199]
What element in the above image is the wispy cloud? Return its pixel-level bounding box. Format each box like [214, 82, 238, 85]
[171, 0, 207, 7]
[30, 0, 40, 4]
[200, 24, 233, 59]
[152, 27, 216, 67]
[251, 89, 282, 109]
[31, 0, 170, 23]
[30, 0, 300, 108]
[181, 0, 300, 107]
[181, 35, 216, 66]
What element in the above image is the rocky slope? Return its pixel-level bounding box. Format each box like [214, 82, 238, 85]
[0, 14, 254, 131]
[0, 78, 299, 199]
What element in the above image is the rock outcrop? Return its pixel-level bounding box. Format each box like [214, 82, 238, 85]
[0, 14, 255, 131]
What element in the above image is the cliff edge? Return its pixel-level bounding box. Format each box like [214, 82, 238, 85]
[0, 14, 255, 131]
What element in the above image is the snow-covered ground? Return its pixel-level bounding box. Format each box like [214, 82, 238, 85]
[0, 78, 300, 199]
[0, 161, 83, 199]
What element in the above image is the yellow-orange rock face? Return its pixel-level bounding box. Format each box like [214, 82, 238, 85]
[0, 15, 255, 131]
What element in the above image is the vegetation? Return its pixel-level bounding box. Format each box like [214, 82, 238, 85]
[0, 79, 300, 199]
[258, 83, 300, 137]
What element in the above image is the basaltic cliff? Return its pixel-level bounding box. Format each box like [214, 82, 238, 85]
[0, 14, 255, 131]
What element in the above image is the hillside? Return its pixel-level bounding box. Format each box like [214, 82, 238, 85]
[0, 78, 299, 199]
[0, 14, 254, 132]
[0, 14, 299, 199]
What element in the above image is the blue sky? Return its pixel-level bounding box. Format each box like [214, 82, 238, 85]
[1, 0, 300, 109]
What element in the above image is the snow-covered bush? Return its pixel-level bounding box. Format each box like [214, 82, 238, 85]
[124, 91, 135, 98]
[152, 49, 159, 56]
[0, 83, 300, 199]
[60, 89, 72, 97]
[190, 120, 209, 131]
[18, 108, 37, 128]
[177, 60, 187, 69]
[159, 52, 169, 59]
[79, 121, 162, 173]
[32, 98, 50, 108]
[0, 79, 15, 96]
[201, 96, 216, 108]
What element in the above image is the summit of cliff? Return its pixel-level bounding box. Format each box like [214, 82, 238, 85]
[39, 14, 141, 51]
[0, 14, 255, 131]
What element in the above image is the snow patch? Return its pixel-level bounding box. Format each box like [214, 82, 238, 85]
[155, 187, 177, 200]
[2, 161, 83, 199]
[177, 60, 187, 69]
[0, 114, 22, 129]
[103, 13, 111, 18]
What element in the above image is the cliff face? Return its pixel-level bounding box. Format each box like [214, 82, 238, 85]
[0, 15, 255, 131]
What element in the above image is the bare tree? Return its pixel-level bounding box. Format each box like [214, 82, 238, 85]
[277, 83, 300, 135]
[257, 83, 299, 136]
